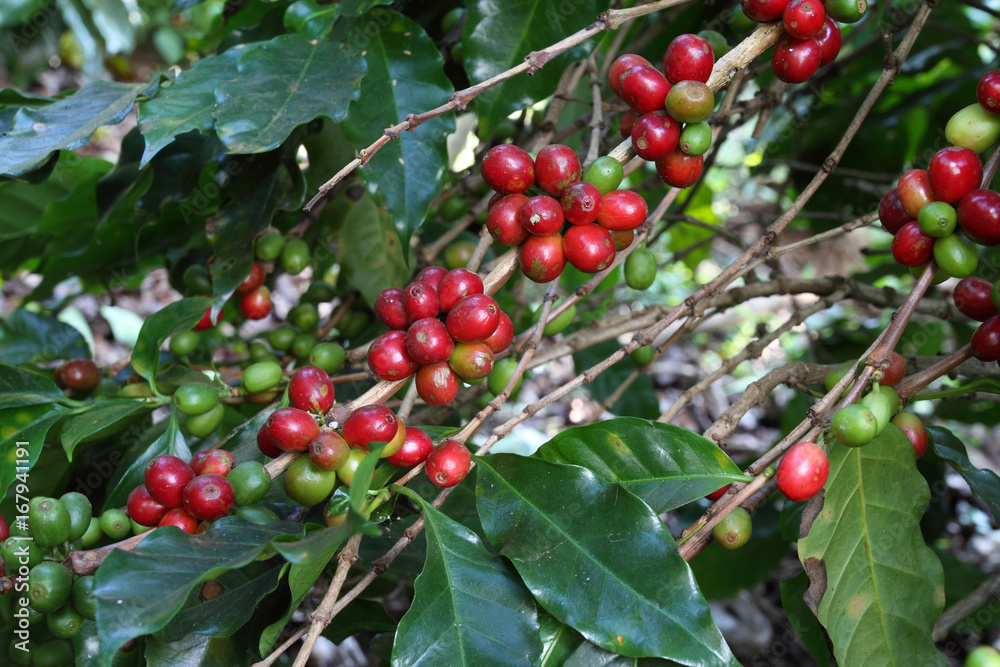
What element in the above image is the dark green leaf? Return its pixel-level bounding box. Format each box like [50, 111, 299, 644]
[539, 608, 585, 667]
[93, 517, 304, 664]
[0, 310, 90, 366]
[0, 79, 157, 176]
[535, 418, 749, 513]
[75, 620, 145, 667]
[0, 405, 65, 500]
[145, 632, 242, 667]
[259, 556, 331, 655]
[572, 340, 658, 418]
[0, 363, 68, 410]
[392, 492, 541, 666]
[338, 190, 410, 303]
[323, 598, 397, 644]
[271, 511, 375, 564]
[563, 640, 682, 666]
[797, 426, 945, 666]
[350, 443, 385, 511]
[339, 0, 393, 16]
[475, 455, 735, 664]
[132, 297, 212, 389]
[779, 570, 831, 667]
[60, 400, 151, 460]
[214, 34, 366, 153]
[341, 10, 454, 247]
[284, 0, 341, 38]
[929, 425, 1000, 522]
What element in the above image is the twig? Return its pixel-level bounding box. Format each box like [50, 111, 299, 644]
[585, 54, 604, 164]
[896, 345, 976, 402]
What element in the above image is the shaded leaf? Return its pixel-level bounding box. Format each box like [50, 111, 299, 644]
[324, 598, 397, 644]
[779, 570, 831, 667]
[145, 632, 241, 667]
[259, 555, 332, 655]
[0, 363, 68, 410]
[60, 399, 151, 460]
[539, 608, 585, 667]
[338, 190, 410, 303]
[103, 408, 191, 511]
[0, 309, 90, 365]
[284, 0, 341, 38]
[271, 511, 375, 565]
[132, 297, 212, 389]
[564, 640, 682, 666]
[340, 0, 393, 16]
[929, 425, 1000, 522]
[0, 405, 66, 500]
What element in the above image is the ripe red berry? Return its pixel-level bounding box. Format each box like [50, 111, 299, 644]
[403, 281, 440, 321]
[880, 351, 907, 387]
[191, 449, 236, 477]
[706, 484, 731, 501]
[561, 181, 603, 226]
[483, 311, 515, 354]
[742, 0, 792, 22]
[257, 424, 282, 458]
[481, 144, 535, 195]
[341, 405, 398, 450]
[608, 54, 651, 97]
[235, 262, 266, 295]
[368, 330, 420, 381]
[416, 265, 448, 291]
[59, 359, 101, 391]
[385, 427, 434, 468]
[655, 149, 704, 189]
[406, 318, 455, 366]
[194, 305, 223, 331]
[619, 65, 671, 114]
[878, 188, 913, 235]
[374, 288, 411, 330]
[266, 407, 320, 453]
[240, 286, 272, 320]
[535, 144, 581, 196]
[520, 195, 565, 235]
[972, 316, 1000, 361]
[425, 439, 472, 488]
[631, 111, 681, 161]
[563, 224, 616, 273]
[597, 190, 648, 231]
[145, 455, 196, 509]
[814, 16, 842, 67]
[890, 221, 935, 267]
[958, 189, 1000, 246]
[487, 194, 531, 246]
[928, 147, 982, 204]
[438, 268, 485, 313]
[663, 34, 714, 84]
[449, 342, 495, 380]
[288, 366, 335, 414]
[890, 412, 928, 458]
[309, 431, 351, 471]
[783, 0, 825, 39]
[619, 110, 639, 139]
[127, 485, 169, 527]
[978, 69, 1000, 114]
[772, 34, 821, 84]
[158, 508, 199, 533]
[183, 474, 235, 521]
[776, 442, 829, 502]
[519, 233, 566, 283]
[953, 277, 1000, 321]
[609, 229, 635, 251]
[416, 362, 460, 406]
[446, 294, 501, 343]
[897, 169, 936, 218]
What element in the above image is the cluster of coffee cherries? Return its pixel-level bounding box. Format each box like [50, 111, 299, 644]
[192, 259, 272, 328]
[740, 0, 849, 84]
[610, 33, 714, 188]
[369, 266, 513, 405]
[953, 276, 1000, 365]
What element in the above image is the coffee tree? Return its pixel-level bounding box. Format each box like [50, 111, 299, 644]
[2, 0, 1000, 665]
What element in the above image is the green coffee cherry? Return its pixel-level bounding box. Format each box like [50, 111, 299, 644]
[2, 536, 42, 572]
[291, 333, 318, 359]
[582, 156, 624, 194]
[184, 403, 226, 438]
[631, 345, 655, 366]
[679, 121, 712, 157]
[698, 30, 730, 57]
[830, 404, 878, 447]
[100, 509, 130, 541]
[46, 605, 82, 639]
[174, 382, 220, 416]
[713, 507, 752, 550]
[823, 363, 853, 394]
[235, 505, 281, 525]
[59, 492, 92, 541]
[72, 575, 97, 621]
[946, 102, 1000, 153]
[934, 234, 978, 279]
[182, 264, 212, 295]
[336, 449, 368, 487]
[229, 461, 272, 506]
[169, 330, 201, 356]
[488, 357, 523, 397]
[624, 246, 657, 290]
[289, 303, 319, 332]
[861, 389, 894, 435]
[29, 498, 72, 548]
[917, 201, 957, 238]
[269, 326, 297, 351]
[243, 361, 284, 394]
[285, 456, 338, 506]
[310, 343, 347, 374]
[79, 517, 103, 548]
[440, 196, 469, 221]
[533, 303, 576, 336]
[303, 280, 337, 304]
[281, 238, 311, 274]
[28, 561, 73, 612]
[255, 229, 286, 262]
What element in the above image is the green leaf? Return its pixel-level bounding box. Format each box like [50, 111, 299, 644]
[572, 340, 658, 418]
[145, 632, 241, 667]
[0, 363, 68, 410]
[103, 409, 191, 511]
[338, 190, 410, 303]
[463, 0, 608, 136]
[0, 79, 157, 176]
[214, 34, 366, 153]
[538, 608, 585, 667]
[0, 309, 90, 365]
[271, 511, 375, 565]
[797, 426, 946, 666]
[137, 46, 247, 166]
[535, 418, 748, 513]
[339, 0, 393, 16]
[475, 455, 735, 664]
[259, 556, 332, 655]
[60, 400, 151, 460]
[350, 443, 385, 511]
[341, 10, 455, 247]
[391, 492, 542, 666]
[563, 640, 682, 666]
[779, 570, 831, 667]
[93, 517, 304, 664]
[0, 405, 66, 500]
[929, 425, 1000, 522]
[132, 297, 212, 389]
[284, 0, 341, 38]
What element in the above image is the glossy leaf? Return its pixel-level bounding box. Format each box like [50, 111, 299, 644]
[0, 79, 157, 176]
[61, 400, 151, 460]
[214, 34, 366, 153]
[476, 455, 735, 664]
[797, 426, 946, 666]
[563, 640, 682, 666]
[0, 309, 90, 366]
[0, 363, 68, 410]
[93, 517, 304, 664]
[392, 492, 541, 666]
[338, 190, 410, 304]
[341, 10, 454, 246]
[259, 555, 332, 655]
[538, 608, 585, 667]
[284, 0, 340, 38]
[929, 425, 1000, 522]
[271, 511, 376, 565]
[103, 409, 191, 511]
[340, 0, 393, 15]
[779, 570, 831, 667]
[0, 405, 65, 500]
[132, 297, 212, 389]
[145, 632, 241, 667]
[535, 418, 749, 513]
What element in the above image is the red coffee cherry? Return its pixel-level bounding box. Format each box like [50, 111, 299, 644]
[127, 485, 169, 527]
[564, 224, 616, 274]
[814, 16, 842, 67]
[663, 33, 714, 84]
[783, 0, 825, 39]
[183, 474, 235, 521]
[194, 305, 223, 331]
[890, 412, 928, 458]
[928, 147, 982, 204]
[957, 189, 1000, 246]
[706, 484, 731, 501]
[191, 450, 236, 477]
[309, 431, 351, 471]
[742, 0, 792, 22]
[776, 442, 829, 502]
[561, 181, 603, 226]
[240, 286, 272, 320]
[520, 195, 565, 235]
[880, 351, 907, 387]
[897, 169, 936, 218]
[977, 69, 1000, 114]
[266, 407, 321, 453]
[59, 359, 101, 391]
[341, 405, 398, 450]
[235, 262, 266, 295]
[597, 190, 648, 231]
[619, 110, 639, 139]
[449, 342, 495, 380]
[159, 508, 199, 533]
[416, 362, 460, 406]
[878, 188, 913, 235]
[487, 194, 531, 246]
[953, 277, 1000, 321]
[438, 268, 485, 313]
[609, 229, 635, 251]
[385, 427, 434, 468]
[425, 439, 472, 488]
[519, 233, 566, 283]
[288, 366, 335, 414]
[608, 53, 651, 97]
[535, 144, 581, 196]
[145, 455, 196, 509]
[631, 111, 681, 161]
[406, 318, 455, 366]
[368, 330, 419, 381]
[890, 220, 935, 267]
[257, 424, 282, 458]
[416, 265, 448, 291]
[403, 281, 440, 321]
[483, 312, 514, 354]
[619, 65, 671, 114]
[655, 149, 704, 189]
[772, 34, 821, 84]
[972, 316, 1000, 361]
[446, 294, 501, 343]
[374, 288, 410, 330]
[481, 144, 535, 195]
